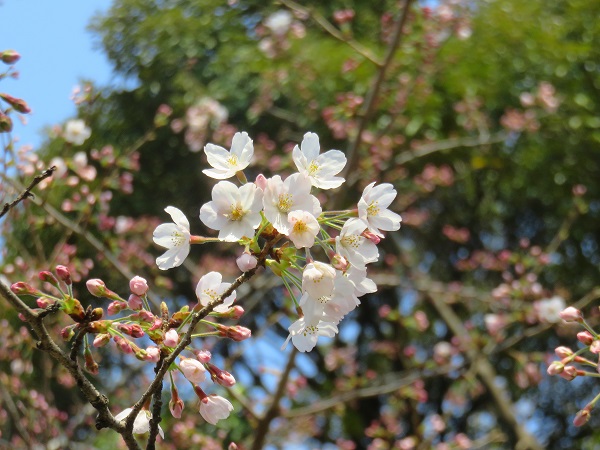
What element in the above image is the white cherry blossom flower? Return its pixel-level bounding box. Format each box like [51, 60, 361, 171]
[203, 131, 253, 179]
[265, 10, 293, 35]
[335, 218, 379, 267]
[300, 272, 360, 323]
[292, 132, 346, 189]
[283, 312, 338, 352]
[358, 182, 402, 237]
[302, 262, 336, 299]
[263, 173, 321, 234]
[287, 210, 320, 248]
[114, 408, 164, 439]
[346, 265, 377, 297]
[535, 296, 566, 323]
[64, 119, 91, 145]
[153, 206, 191, 270]
[195, 271, 236, 313]
[199, 395, 234, 425]
[200, 181, 263, 242]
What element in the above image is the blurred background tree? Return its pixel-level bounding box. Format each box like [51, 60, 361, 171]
[1, 0, 600, 448]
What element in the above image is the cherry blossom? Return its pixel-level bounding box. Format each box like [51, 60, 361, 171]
[302, 262, 336, 299]
[63, 119, 91, 145]
[292, 132, 346, 189]
[179, 357, 207, 383]
[195, 271, 236, 313]
[114, 408, 164, 439]
[203, 131, 253, 179]
[153, 206, 191, 270]
[335, 218, 379, 267]
[200, 181, 263, 242]
[358, 182, 402, 237]
[263, 173, 321, 234]
[287, 210, 320, 248]
[199, 395, 234, 425]
[283, 312, 338, 352]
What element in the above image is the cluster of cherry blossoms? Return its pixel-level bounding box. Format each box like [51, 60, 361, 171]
[153, 131, 402, 352]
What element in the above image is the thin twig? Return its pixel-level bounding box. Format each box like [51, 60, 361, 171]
[340, 0, 414, 183]
[279, 0, 382, 66]
[0, 166, 55, 218]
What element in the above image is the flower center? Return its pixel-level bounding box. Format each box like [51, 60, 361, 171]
[277, 193, 293, 212]
[171, 231, 185, 247]
[227, 155, 238, 167]
[227, 204, 245, 221]
[307, 161, 320, 176]
[303, 325, 317, 336]
[202, 288, 220, 301]
[342, 235, 360, 248]
[293, 220, 307, 233]
[367, 201, 380, 217]
[317, 295, 330, 304]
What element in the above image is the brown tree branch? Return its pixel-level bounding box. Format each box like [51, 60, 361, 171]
[0, 166, 55, 218]
[341, 0, 414, 183]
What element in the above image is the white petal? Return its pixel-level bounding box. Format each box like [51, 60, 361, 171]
[203, 167, 235, 179]
[165, 206, 190, 232]
[300, 132, 320, 160]
[292, 144, 308, 173]
[200, 201, 228, 230]
[153, 223, 183, 248]
[157, 245, 190, 270]
[204, 144, 231, 170]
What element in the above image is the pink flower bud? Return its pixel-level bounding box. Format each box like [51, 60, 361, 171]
[0, 93, 31, 114]
[86, 279, 107, 297]
[128, 294, 143, 310]
[361, 229, 381, 244]
[170, 395, 184, 419]
[225, 325, 252, 342]
[113, 335, 133, 354]
[546, 361, 564, 376]
[107, 301, 127, 316]
[228, 443, 238, 450]
[129, 276, 149, 296]
[195, 349, 212, 363]
[559, 306, 583, 322]
[36, 297, 55, 308]
[236, 252, 258, 272]
[164, 329, 179, 347]
[93, 333, 111, 347]
[591, 340, 600, 354]
[559, 365, 578, 381]
[55, 265, 72, 285]
[555, 346, 574, 358]
[0, 50, 20, 64]
[61, 325, 76, 341]
[207, 362, 236, 387]
[255, 174, 268, 190]
[577, 331, 594, 346]
[228, 306, 245, 320]
[330, 254, 349, 271]
[11, 282, 39, 296]
[573, 408, 591, 427]
[38, 270, 59, 286]
[145, 346, 161, 362]
[180, 357, 207, 383]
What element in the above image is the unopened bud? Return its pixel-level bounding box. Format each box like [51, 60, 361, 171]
[559, 365, 578, 381]
[559, 306, 583, 322]
[228, 305, 245, 320]
[61, 325, 76, 341]
[90, 307, 104, 321]
[224, 325, 251, 342]
[577, 331, 594, 346]
[169, 394, 184, 419]
[228, 443, 239, 450]
[206, 362, 236, 387]
[36, 297, 55, 308]
[255, 174, 268, 190]
[573, 408, 592, 427]
[113, 335, 133, 354]
[361, 229, 381, 244]
[86, 279, 107, 297]
[163, 329, 179, 347]
[555, 346, 574, 358]
[129, 275, 148, 296]
[11, 282, 40, 296]
[93, 333, 111, 347]
[236, 252, 258, 272]
[128, 294, 143, 310]
[0, 111, 12, 132]
[55, 265, 72, 285]
[0, 50, 20, 64]
[84, 347, 99, 374]
[195, 349, 212, 363]
[330, 253, 349, 271]
[144, 346, 161, 362]
[107, 301, 127, 316]
[546, 361, 564, 376]
[38, 271, 59, 287]
[0, 93, 31, 114]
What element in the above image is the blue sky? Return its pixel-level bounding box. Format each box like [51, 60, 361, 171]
[0, 0, 113, 148]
